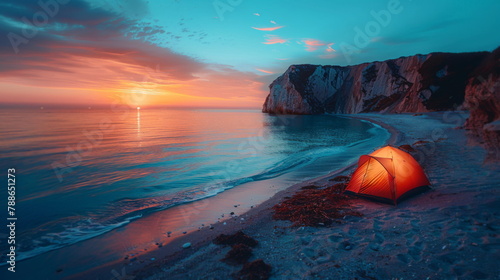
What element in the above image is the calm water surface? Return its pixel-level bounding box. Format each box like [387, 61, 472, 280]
[0, 108, 389, 264]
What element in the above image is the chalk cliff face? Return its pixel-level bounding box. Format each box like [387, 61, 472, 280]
[463, 48, 500, 128]
[262, 48, 500, 157]
[462, 48, 500, 158]
[263, 51, 497, 115]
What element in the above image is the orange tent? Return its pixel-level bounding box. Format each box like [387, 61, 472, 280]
[345, 146, 430, 204]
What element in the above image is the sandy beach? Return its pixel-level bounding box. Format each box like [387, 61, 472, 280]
[83, 112, 499, 280]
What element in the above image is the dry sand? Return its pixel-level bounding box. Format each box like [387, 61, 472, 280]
[125, 112, 499, 280]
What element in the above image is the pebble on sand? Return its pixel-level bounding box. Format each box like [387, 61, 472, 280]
[370, 244, 380, 251]
[182, 242, 191, 249]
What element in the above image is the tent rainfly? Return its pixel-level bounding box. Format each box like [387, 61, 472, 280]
[345, 146, 430, 204]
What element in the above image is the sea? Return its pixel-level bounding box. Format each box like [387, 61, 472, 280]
[0, 108, 389, 275]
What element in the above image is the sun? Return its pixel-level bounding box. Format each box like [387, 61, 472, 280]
[137, 107, 141, 110]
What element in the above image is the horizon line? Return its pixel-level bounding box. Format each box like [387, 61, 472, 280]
[0, 103, 261, 110]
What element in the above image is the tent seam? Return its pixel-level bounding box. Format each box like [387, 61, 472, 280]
[390, 149, 397, 203]
[359, 158, 371, 192]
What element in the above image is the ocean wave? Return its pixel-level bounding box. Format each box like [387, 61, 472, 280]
[3, 145, 349, 263]
[0, 215, 142, 264]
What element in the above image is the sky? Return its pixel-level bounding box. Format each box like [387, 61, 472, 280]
[0, 0, 499, 109]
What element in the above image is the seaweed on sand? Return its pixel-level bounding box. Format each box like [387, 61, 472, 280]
[222, 243, 253, 265]
[236, 259, 272, 280]
[399, 144, 416, 152]
[272, 182, 362, 227]
[213, 231, 258, 247]
[328, 175, 351, 182]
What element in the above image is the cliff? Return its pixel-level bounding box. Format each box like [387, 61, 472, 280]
[462, 48, 500, 158]
[262, 48, 500, 157]
[263, 51, 499, 115]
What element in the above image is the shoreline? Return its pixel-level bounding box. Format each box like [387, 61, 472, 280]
[62, 114, 395, 280]
[1, 114, 388, 280]
[104, 114, 401, 279]
[135, 112, 499, 280]
[13, 112, 497, 280]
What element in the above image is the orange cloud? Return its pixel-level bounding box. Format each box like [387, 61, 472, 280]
[0, 1, 270, 109]
[0, 55, 268, 108]
[326, 43, 336, 52]
[252, 26, 285, 31]
[318, 43, 337, 59]
[302, 39, 336, 53]
[263, 35, 287, 45]
[256, 68, 275, 74]
[303, 39, 327, 52]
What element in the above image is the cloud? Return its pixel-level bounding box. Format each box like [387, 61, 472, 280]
[302, 39, 327, 52]
[326, 43, 336, 52]
[255, 68, 274, 74]
[319, 53, 337, 59]
[92, 0, 150, 20]
[318, 43, 337, 59]
[0, 0, 267, 107]
[252, 26, 285, 31]
[301, 39, 337, 53]
[263, 35, 287, 45]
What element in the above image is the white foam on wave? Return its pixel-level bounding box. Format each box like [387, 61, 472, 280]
[0, 214, 143, 265]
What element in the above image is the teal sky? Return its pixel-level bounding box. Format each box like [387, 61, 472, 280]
[140, 0, 499, 74]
